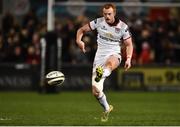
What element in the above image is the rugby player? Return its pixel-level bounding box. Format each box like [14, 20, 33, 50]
[76, 3, 133, 122]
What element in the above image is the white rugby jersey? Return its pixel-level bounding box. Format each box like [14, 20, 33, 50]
[89, 17, 131, 57]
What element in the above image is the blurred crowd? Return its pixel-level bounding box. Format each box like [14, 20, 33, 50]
[0, 10, 46, 65]
[129, 14, 180, 65]
[0, 9, 180, 65]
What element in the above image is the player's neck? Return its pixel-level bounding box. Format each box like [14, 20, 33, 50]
[107, 17, 119, 26]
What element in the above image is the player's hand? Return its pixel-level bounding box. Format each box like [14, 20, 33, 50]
[124, 58, 131, 71]
[77, 41, 86, 53]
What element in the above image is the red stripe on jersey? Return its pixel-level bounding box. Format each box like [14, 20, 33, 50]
[123, 36, 131, 41]
[88, 22, 93, 30]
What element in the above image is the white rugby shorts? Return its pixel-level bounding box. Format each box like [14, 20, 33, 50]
[91, 53, 121, 91]
[92, 53, 122, 74]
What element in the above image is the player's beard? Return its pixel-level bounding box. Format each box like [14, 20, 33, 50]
[106, 18, 115, 25]
[105, 18, 111, 24]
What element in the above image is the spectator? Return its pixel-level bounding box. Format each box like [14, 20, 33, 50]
[11, 46, 25, 63]
[26, 45, 40, 65]
[23, 9, 39, 35]
[31, 32, 41, 57]
[161, 39, 175, 64]
[0, 32, 5, 62]
[2, 12, 15, 35]
[138, 41, 154, 64]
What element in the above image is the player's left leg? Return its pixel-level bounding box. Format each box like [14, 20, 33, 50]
[92, 75, 109, 110]
[92, 74, 111, 117]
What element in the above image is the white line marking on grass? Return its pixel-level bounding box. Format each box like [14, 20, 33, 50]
[0, 117, 12, 120]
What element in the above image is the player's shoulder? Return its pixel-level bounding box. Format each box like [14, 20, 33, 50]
[93, 17, 104, 24]
[118, 19, 129, 29]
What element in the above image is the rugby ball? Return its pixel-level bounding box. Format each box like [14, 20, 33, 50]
[46, 71, 65, 86]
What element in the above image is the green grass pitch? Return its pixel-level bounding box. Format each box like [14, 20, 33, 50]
[0, 91, 180, 126]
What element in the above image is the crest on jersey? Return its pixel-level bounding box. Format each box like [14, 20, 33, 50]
[115, 28, 120, 33]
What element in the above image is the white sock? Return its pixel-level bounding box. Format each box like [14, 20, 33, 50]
[97, 93, 110, 111]
[103, 68, 111, 78]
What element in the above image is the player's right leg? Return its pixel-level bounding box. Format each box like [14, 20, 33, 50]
[95, 54, 121, 82]
[94, 66, 104, 82]
[104, 54, 121, 76]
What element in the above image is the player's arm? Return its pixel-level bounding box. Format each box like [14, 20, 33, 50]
[124, 37, 133, 71]
[76, 23, 92, 53]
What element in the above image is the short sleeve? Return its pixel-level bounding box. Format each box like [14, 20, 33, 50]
[122, 24, 131, 40]
[89, 18, 98, 30]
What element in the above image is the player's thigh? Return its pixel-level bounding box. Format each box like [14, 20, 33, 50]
[105, 54, 121, 70]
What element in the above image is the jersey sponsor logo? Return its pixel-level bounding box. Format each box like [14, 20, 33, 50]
[99, 35, 119, 42]
[105, 33, 113, 38]
[101, 25, 107, 30]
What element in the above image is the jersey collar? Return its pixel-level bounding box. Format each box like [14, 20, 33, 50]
[107, 17, 119, 26]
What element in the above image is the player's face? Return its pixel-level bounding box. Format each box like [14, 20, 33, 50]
[103, 7, 115, 24]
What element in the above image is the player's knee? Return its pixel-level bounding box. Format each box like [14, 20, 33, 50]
[106, 60, 119, 70]
[106, 55, 120, 69]
[106, 61, 114, 70]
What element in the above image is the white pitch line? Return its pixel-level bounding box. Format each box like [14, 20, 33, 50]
[0, 117, 12, 120]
